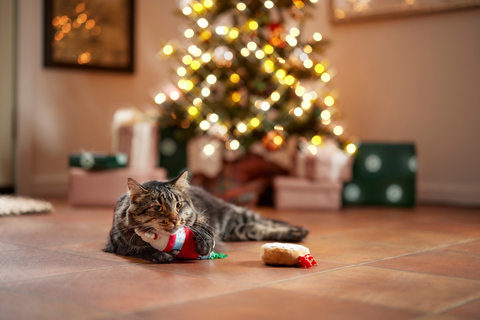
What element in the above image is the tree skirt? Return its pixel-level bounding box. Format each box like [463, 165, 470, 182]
[0, 195, 53, 216]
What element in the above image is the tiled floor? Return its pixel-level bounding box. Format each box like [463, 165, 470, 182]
[1, 200, 480, 320]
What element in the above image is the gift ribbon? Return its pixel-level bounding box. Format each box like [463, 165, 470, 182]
[299, 254, 318, 269]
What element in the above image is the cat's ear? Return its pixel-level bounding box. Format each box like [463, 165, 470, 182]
[169, 170, 189, 192]
[127, 178, 147, 199]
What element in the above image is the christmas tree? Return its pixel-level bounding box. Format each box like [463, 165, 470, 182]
[154, 0, 357, 156]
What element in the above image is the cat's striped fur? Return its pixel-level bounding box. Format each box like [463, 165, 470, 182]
[104, 171, 308, 263]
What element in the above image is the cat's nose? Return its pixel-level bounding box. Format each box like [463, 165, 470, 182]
[170, 217, 179, 225]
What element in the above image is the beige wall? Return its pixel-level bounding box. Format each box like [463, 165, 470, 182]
[16, 0, 480, 205]
[0, 0, 15, 188]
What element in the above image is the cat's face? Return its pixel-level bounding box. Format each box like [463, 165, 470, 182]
[126, 171, 193, 235]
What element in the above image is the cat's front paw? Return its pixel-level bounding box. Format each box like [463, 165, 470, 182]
[194, 233, 215, 256]
[286, 226, 309, 242]
[149, 251, 175, 264]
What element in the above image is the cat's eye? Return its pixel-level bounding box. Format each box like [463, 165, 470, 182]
[154, 205, 161, 211]
[176, 202, 182, 209]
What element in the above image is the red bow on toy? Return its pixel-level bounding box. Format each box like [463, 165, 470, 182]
[299, 254, 318, 269]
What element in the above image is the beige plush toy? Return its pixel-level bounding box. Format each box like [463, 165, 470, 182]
[260, 243, 317, 268]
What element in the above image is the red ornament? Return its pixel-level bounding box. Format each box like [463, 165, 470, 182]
[299, 254, 318, 269]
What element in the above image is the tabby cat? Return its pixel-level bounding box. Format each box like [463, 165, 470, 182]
[104, 171, 308, 263]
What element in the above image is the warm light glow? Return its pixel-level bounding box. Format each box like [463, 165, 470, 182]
[285, 75, 295, 85]
[286, 36, 297, 46]
[199, 120, 210, 130]
[308, 145, 318, 155]
[333, 125, 344, 135]
[322, 118, 331, 125]
[208, 113, 219, 122]
[200, 30, 211, 40]
[206, 75, 217, 84]
[62, 23, 72, 33]
[237, 122, 247, 133]
[303, 93, 312, 102]
[188, 106, 198, 116]
[247, 41, 257, 51]
[264, 60, 274, 71]
[184, 29, 194, 38]
[321, 73, 331, 82]
[193, 3, 204, 12]
[77, 52, 91, 64]
[219, 125, 228, 134]
[255, 50, 265, 59]
[304, 59, 313, 69]
[182, 7, 192, 15]
[204, 0, 213, 8]
[304, 45, 313, 54]
[216, 26, 229, 35]
[313, 32, 323, 41]
[197, 18, 208, 28]
[315, 64, 325, 73]
[295, 86, 306, 97]
[182, 55, 193, 65]
[76, 3, 85, 13]
[310, 0, 318, 3]
[324, 96, 335, 106]
[232, 91, 241, 102]
[248, 21, 258, 30]
[224, 51, 233, 60]
[250, 118, 260, 127]
[274, 125, 283, 131]
[229, 139, 240, 150]
[193, 98, 202, 106]
[301, 101, 311, 110]
[170, 91, 180, 100]
[346, 143, 357, 154]
[163, 45, 174, 55]
[190, 60, 200, 70]
[271, 91, 280, 101]
[177, 67, 186, 76]
[201, 53, 212, 63]
[188, 45, 198, 55]
[237, 2, 246, 11]
[85, 19, 95, 29]
[273, 136, 283, 146]
[276, 69, 286, 79]
[240, 48, 250, 57]
[201, 88, 211, 97]
[155, 93, 166, 104]
[321, 110, 331, 120]
[290, 27, 300, 37]
[54, 31, 64, 41]
[77, 13, 87, 24]
[264, 0, 274, 9]
[261, 101, 270, 111]
[294, 107, 303, 116]
[229, 28, 239, 39]
[203, 144, 215, 156]
[183, 80, 194, 91]
[230, 73, 240, 83]
[312, 135, 322, 145]
[335, 9, 345, 19]
[264, 44, 274, 54]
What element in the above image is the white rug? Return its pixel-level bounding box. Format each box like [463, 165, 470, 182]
[0, 195, 53, 216]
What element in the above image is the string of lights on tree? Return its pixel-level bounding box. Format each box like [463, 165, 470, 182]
[154, 0, 358, 156]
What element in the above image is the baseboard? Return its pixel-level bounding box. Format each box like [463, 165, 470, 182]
[31, 173, 68, 197]
[417, 182, 480, 207]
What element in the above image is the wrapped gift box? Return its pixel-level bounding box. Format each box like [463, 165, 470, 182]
[69, 153, 128, 170]
[68, 167, 167, 206]
[292, 140, 353, 183]
[342, 143, 416, 207]
[117, 123, 159, 169]
[274, 176, 343, 211]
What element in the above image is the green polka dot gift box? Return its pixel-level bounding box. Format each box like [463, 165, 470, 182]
[342, 143, 416, 207]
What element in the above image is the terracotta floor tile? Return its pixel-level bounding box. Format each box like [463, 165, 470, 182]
[267, 266, 480, 312]
[0, 248, 120, 284]
[367, 249, 480, 280]
[128, 287, 421, 320]
[4, 265, 250, 313]
[419, 315, 469, 320]
[393, 221, 480, 238]
[446, 241, 480, 256]
[331, 226, 469, 250]
[443, 298, 480, 319]
[45, 241, 150, 264]
[0, 221, 109, 247]
[150, 249, 347, 284]
[0, 241, 27, 252]
[0, 288, 108, 320]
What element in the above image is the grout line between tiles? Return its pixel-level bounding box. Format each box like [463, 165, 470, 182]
[409, 292, 480, 320]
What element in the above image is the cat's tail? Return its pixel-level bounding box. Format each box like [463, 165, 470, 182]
[218, 207, 309, 243]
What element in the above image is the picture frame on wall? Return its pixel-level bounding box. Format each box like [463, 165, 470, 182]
[331, 0, 480, 24]
[43, 0, 134, 73]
